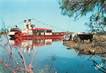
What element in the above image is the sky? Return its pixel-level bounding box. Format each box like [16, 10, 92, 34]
[0, 0, 89, 32]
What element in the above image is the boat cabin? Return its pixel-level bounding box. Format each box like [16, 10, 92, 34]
[32, 28, 52, 35]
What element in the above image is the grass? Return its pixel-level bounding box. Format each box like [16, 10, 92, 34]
[63, 34, 106, 55]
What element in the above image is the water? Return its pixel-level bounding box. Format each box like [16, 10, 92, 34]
[0, 35, 106, 73]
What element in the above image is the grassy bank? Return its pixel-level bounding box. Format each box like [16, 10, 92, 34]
[63, 34, 106, 55]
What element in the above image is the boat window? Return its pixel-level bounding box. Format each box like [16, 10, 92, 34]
[46, 30, 52, 32]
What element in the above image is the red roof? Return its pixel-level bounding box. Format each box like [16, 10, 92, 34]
[32, 28, 52, 30]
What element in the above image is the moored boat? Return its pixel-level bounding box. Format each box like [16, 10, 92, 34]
[8, 19, 65, 40]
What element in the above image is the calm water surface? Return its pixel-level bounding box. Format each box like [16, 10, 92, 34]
[0, 35, 105, 73]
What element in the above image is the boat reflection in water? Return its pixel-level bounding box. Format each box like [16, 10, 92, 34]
[6, 38, 62, 73]
[9, 38, 56, 53]
[0, 35, 106, 73]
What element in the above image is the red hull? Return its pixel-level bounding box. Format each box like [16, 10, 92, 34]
[14, 34, 64, 46]
[15, 33, 64, 40]
[22, 35, 63, 40]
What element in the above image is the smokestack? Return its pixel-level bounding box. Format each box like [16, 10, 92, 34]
[24, 20, 27, 23]
[24, 20, 28, 29]
[28, 19, 31, 22]
[28, 19, 32, 25]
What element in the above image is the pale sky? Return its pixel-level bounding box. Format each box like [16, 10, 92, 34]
[0, 0, 89, 32]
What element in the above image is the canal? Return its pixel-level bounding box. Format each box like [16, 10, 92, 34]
[0, 35, 105, 73]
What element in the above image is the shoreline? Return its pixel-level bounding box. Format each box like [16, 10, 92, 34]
[63, 34, 106, 55]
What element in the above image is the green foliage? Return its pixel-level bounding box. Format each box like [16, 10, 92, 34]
[0, 64, 5, 73]
[85, 13, 106, 32]
[59, 0, 106, 17]
[0, 28, 8, 32]
[59, 0, 106, 32]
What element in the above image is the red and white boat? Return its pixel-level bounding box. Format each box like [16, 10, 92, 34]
[8, 19, 65, 40]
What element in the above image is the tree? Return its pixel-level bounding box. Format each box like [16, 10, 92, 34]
[59, 0, 106, 32]
[0, 28, 8, 33]
[85, 14, 106, 32]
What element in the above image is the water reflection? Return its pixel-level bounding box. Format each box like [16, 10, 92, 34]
[0, 35, 106, 73]
[65, 47, 106, 73]
[0, 35, 63, 73]
[9, 39, 53, 54]
[89, 56, 106, 73]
